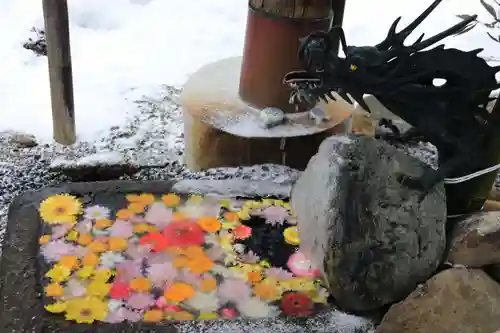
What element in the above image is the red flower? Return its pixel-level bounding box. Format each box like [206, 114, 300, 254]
[139, 232, 169, 252]
[162, 221, 204, 247]
[109, 282, 131, 299]
[233, 225, 252, 240]
[281, 292, 314, 317]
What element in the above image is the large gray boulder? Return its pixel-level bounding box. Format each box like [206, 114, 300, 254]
[291, 134, 446, 312]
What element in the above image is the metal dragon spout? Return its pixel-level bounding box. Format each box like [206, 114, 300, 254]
[284, 0, 500, 195]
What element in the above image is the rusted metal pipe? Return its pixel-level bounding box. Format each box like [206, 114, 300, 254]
[238, 0, 336, 113]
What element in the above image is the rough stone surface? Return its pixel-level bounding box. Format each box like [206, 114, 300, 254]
[447, 211, 500, 267]
[291, 134, 447, 312]
[376, 268, 500, 333]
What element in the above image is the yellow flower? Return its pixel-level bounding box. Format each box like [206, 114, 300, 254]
[87, 281, 111, 298]
[172, 311, 195, 321]
[76, 265, 94, 279]
[44, 282, 65, 297]
[144, 309, 164, 322]
[237, 208, 251, 220]
[161, 193, 181, 207]
[66, 230, 79, 241]
[253, 280, 283, 301]
[188, 194, 204, 204]
[283, 226, 300, 245]
[281, 278, 316, 292]
[39, 235, 51, 245]
[133, 223, 158, 234]
[218, 199, 230, 208]
[45, 264, 71, 282]
[259, 260, 272, 268]
[39, 194, 82, 224]
[261, 199, 274, 206]
[198, 312, 218, 320]
[108, 237, 128, 251]
[310, 287, 329, 304]
[64, 296, 108, 324]
[45, 302, 67, 313]
[128, 202, 146, 214]
[92, 268, 113, 282]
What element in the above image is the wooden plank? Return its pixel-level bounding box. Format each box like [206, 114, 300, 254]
[42, 0, 76, 145]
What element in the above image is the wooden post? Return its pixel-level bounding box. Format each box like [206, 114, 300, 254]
[42, 0, 76, 145]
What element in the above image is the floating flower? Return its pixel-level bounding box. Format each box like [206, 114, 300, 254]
[253, 280, 283, 301]
[240, 250, 260, 264]
[94, 218, 113, 229]
[115, 260, 142, 282]
[133, 223, 158, 234]
[73, 245, 90, 257]
[83, 205, 110, 220]
[281, 292, 314, 317]
[217, 279, 252, 303]
[109, 282, 131, 299]
[41, 240, 75, 262]
[172, 311, 195, 321]
[236, 208, 251, 220]
[146, 262, 178, 286]
[178, 202, 221, 218]
[126, 243, 152, 260]
[161, 193, 181, 207]
[205, 244, 226, 262]
[104, 307, 141, 323]
[219, 307, 238, 319]
[87, 240, 107, 253]
[87, 281, 111, 298]
[127, 193, 156, 206]
[44, 282, 64, 297]
[76, 265, 95, 279]
[51, 224, 72, 239]
[128, 202, 146, 214]
[164, 282, 195, 302]
[65, 296, 108, 324]
[108, 220, 134, 238]
[287, 252, 320, 278]
[116, 209, 135, 220]
[107, 236, 128, 251]
[130, 277, 152, 292]
[108, 299, 124, 312]
[65, 279, 87, 297]
[58, 255, 79, 270]
[139, 232, 168, 252]
[77, 234, 93, 246]
[82, 253, 99, 266]
[223, 212, 239, 223]
[199, 277, 217, 293]
[310, 287, 329, 304]
[144, 202, 173, 227]
[39, 194, 82, 224]
[233, 225, 252, 240]
[45, 264, 71, 282]
[262, 205, 290, 226]
[45, 302, 67, 313]
[39, 235, 51, 245]
[127, 292, 155, 310]
[188, 256, 214, 274]
[281, 277, 316, 292]
[144, 309, 164, 322]
[283, 226, 300, 245]
[237, 297, 280, 318]
[75, 220, 93, 234]
[93, 268, 113, 282]
[163, 221, 205, 247]
[266, 267, 293, 281]
[197, 217, 221, 233]
[66, 229, 79, 241]
[185, 291, 220, 313]
[100, 251, 125, 268]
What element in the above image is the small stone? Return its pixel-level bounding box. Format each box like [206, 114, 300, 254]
[309, 107, 330, 125]
[376, 268, 500, 333]
[446, 211, 500, 267]
[291, 134, 446, 311]
[259, 107, 285, 129]
[8, 132, 37, 148]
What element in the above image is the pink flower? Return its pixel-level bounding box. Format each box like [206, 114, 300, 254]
[205, 244, 225, 261]
[108, 220, 134, 238]
[126, 243, 152, 260]
[144, 203, 173, 227]
[51, 224, 72, 239]
[65, 279, 86, 297]
[127, 292, 155, 310]
[73, 245, 90, 257]
[287, 252, 320, 278]
[217, 279, 252, 303]
[179, 270, 202, 286]
[74, 219, 93, 234]
[146, 262, 178, 286]
[266, 267, 294, 280]
[104, 308, 142, 323]
[41, 240, 75, 262]
[115, 260, 142, 282]
[262, 205, 289, 226]
[147, 252, 174, 265]
[240, 250, 260, 264]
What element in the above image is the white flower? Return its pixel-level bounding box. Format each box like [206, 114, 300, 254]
[108, 299, 124, 312]
[185, 292, 220, 313]
[83, 205, 111, 220]
[100, 251, 125, 268]
[236, 297, 280, 318]
[233, 244, 246, 254]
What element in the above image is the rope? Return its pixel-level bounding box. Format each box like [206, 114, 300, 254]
[443, 163, 500, 184]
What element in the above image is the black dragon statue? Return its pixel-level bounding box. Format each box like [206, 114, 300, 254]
[284, 0, 500, 213]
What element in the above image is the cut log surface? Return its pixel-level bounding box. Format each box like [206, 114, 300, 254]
[249, 0, 331, 19]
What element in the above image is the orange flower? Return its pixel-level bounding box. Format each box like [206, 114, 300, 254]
[144, 309, 163, 322]
[125, 194, 141, 202]
[183, 246, 204, 257]
[94, 218, 112, 229]
[197, 217, 221, 233]
[44, 282, 64, 297]
[173, 246, 214, 274]
[130, 277, 151, 292]
[199, 278, 217, 293]
[254, 281, 282, 301]
[39, 235, 51, 245]
[128, 202, 146, 214]
[133, 224, 158, 234]
[223, 212, 239, 222]
[116, 209, 134, 220]
[82, 253, 100, 266]
[87, 240, 107, 253]
[108, 237, 128, 251]
[164, 282, 195, 302]
[161, 193, 181, 207]
[188, 257, 214, 274]
[247, 271, 262, 284]
[172, 212, 187, 223]
[173, 256, 190, 269]
[173, 311, 194, 320]
[77, 234, 92, 246]
[59, 255, 79, 269]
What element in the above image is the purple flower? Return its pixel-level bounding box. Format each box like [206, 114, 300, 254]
[127, 292, 155, 310]
[265, 267, 293, 280]
[108, 220, 134, 238]
[144, 203, 173, 227]
[262, 205, 289, 226]
[104, 307, 142, 323]
[40, 240, 75, 262]
[115, 260, 142, 282]
[217, 278, 252, 303]
[146, 262, 177, 287]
